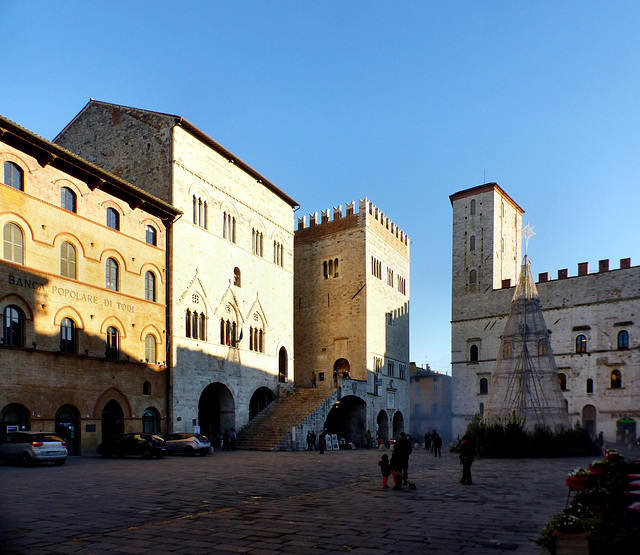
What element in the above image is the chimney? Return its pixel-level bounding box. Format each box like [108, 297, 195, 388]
[578, 262, 589, 276]
[538, 272, 549, 283]
[558, 269, 569, 280]
[599, 259, 609, 273]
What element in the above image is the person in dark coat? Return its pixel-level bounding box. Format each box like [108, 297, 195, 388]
[432, 430, 442, 457]
[391, 432, 412, 487]
[424, 430, 432, 451]
[365, 429, 372, 449]
[222, 429, 230, 451]
[307, 431, 314, 451]
[319, 429, 327, 454]
[459, 437, 474, 485]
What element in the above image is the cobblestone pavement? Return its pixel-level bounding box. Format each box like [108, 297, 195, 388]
[2, 444, 636, 554]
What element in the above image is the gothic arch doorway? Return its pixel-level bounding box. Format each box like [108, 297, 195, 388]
[377, 410, 389, 445]
[278, 347, 288, 383]
[1, 403, 30, 435]
[334, 358, 351, 379]
[249, 387, 274, 421]
[582, 404, 596, 438]
[56, 404, 80, 455]
[324, 395, 367, 446]
[101, 400, 124, 444]
[199, 382, 235, 443]
[392, 411, 405, 438]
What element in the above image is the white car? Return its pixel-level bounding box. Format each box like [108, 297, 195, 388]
[165, 433, 212, 456]
[0, 431, 68, 467]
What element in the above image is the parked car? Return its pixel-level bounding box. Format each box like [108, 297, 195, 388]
[97, 433, 166, 459]
[165, 433, 212, 456]
[0, 431, 68, 467]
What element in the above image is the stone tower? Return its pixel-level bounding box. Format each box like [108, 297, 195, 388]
[449, 183, 524, 438]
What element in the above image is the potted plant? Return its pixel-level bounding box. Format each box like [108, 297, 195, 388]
[588, 459, 608, 475]
[566, 467, 592, 491]
[536, 505, 596, 554]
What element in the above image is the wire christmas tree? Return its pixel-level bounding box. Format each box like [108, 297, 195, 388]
[484, 225, 570, 431]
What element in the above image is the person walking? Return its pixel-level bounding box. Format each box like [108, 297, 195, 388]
[310, 371, 317, 388]
[459, 437, 474, 485]
[222, 429, 230, 452]
[432, 430, 442, 457]
[424, 430, 432, 451]
[319, 429, 327, 454]
[307, 431, 314, 451]
[365, 429, 372, 449]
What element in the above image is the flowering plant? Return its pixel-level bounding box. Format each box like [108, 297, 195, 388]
[568, 467, 592, 477]
[535, 505, 596, 553]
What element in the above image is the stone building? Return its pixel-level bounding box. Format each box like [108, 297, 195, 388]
[409, 363, 452, 444]
[294, 200, 410, 445]
[451, 183, 640, 443]
[0, 114, 180, 454]
[55, 101, 298, 440]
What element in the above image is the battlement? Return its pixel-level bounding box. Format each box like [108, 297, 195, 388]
[296, 198, 409, 245]
[535, 258, 632, 284]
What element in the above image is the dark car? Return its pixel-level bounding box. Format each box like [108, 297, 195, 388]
[97, 433, 166, 459]
[0, 431, 67, 467]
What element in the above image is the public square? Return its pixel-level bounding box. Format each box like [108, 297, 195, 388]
[1, 445, 623, 554]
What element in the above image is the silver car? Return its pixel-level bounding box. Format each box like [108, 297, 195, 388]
[165, 433, 211, 456]
[0, 431, 68, 467]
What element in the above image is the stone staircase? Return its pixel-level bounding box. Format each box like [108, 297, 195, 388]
[236, 387, 334, 451]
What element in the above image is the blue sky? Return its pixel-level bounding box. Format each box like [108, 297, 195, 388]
[3, 2, 640, 373]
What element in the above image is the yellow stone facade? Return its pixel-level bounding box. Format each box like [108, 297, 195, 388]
[0, 115, 179, 454]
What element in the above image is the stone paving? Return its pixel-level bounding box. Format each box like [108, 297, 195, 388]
[1, 444, 637, 554]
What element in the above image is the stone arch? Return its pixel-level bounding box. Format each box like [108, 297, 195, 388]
[278, 346, 288, 383]
[0, 293, 34, 321]
[53, 306, 85, 329]
[1, 402, 30, 434]
[392, 411, 405, 438]
[93, 386, 132, 419]
[324, 395, 367, 446]
[198, 382, 235, 442]
[334, 358, 351, 379]
[249, 387, 275, 421]
[582, 404, 596, 437]
[376, 410, 389, 445]
[55, 404, 81, 455]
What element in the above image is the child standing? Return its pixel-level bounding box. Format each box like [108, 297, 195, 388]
[378, 454, 391, 489]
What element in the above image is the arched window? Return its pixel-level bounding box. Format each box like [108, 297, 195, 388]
[611, 370, 622, 389]
[145, 225, 157, 246]
[4, 162, 23, 190]
[470, 199, 476, 215]
[106, 326, 119, 359]
[60, 318, 76, 354]
[145, 334, 156, 364]
[557, 373, 567, 391]
[479, 402, 484, 416]
[2, 305, 24, 347]
[234, 267, 241, 287]
[469, 269, 477, 285]
[106, 207, 120, 230]
[334, 258, 339, 277]
[60, 241, 77, 279]
[219, 318, 225, 344]
[199, 313, 206, 341]
[576, 335, 587, 353]
[143, 381, 151, 395]
[145, 271, 156, 302]
[502, 342, 512, 358]
[469, 344, 479, 362]
[469, 236, 475, 251]
[186, 309, 192, 338]
[3, 223, 23, 264]
[538, 339, 548, 356]
[191, 311, 199, 340]
[142, 408, 159, 434]
[61, 187, 76, 212]
[479, 377, 488, 395]
[586, 378, 594, 394]
[106, 258, 119, 291]
[323, 261, 328, 279]
[617, 330, 629, 350]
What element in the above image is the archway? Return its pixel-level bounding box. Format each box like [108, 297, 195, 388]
[55, 404, 80, 455]
[582, 404, 596, 438]
[142, 407, 160, 434]
[1, 403, 29, 435]
[334, 358, 351, 379]
[199, 382, 235, 444]
[249, 387, 274, 421]
[376, 410, 389, 445]
[101, 399, 124, 444]
[324, 395, 367, 446]
[392, 411, 405, 438]
[278, 347, 288, 383]
[616, 418, 636, 443]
